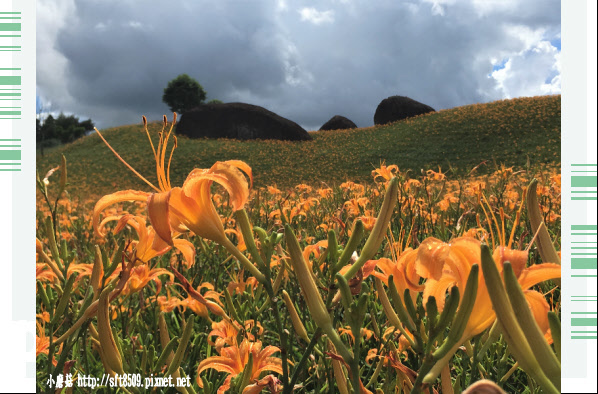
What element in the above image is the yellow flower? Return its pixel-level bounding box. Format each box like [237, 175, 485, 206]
[92, 114, 251, 246]
[122, 265, 174, 295]
[196, 339, 282, 393]
[101, 214, 195, 266]
[371, 248, 423, 299]
[156, 284, 222, 319]
[371, 162, 399, 182]
[91, 114, 264, 281]
[416, 237, 560, 340]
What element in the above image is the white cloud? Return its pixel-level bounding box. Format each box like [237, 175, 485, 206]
[472, 0, 519, 17]
[36, 0, 560, 130]
[94, 21, 108, 31]
[276, 0, 287, 12]
[422, 0, 457, 16]
[36, 0, 77, 113]
[298, 7, 335, 25]
[126, 21, 143, 29]
[491, 40, 560, 98]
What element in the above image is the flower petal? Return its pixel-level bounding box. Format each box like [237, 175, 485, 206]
[184, 161, 250, 212]
[518, 263, 561, 290]
[148, 191, 174, 245]
[173, 239, 196, 268]
[93, 190, 149, 238]
[170, 183, 227, 243]
[416, 238, 450, 280]
[524, 290, 550, 335]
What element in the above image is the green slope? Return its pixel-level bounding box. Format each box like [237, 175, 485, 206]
[36, 95, 560, 198]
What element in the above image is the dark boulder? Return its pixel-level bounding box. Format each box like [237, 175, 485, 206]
[373, 96, 435, 125]
[176, 102, 311, 141]
[319, 115, 357, 131]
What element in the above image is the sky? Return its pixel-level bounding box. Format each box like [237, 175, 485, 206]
[36, 0, 561, 131]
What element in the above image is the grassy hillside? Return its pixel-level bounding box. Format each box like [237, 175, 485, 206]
[36, 95, 560, 199]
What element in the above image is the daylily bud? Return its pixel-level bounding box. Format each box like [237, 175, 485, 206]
[344, 177, 399, 280]
[327, 229, 340, 264]
[527, 179, 561, 265]
[285, 225, 333, 331]
[235, 209, 265, 271]
[432, 286, 460, 342]
[37, 282, 51, 313]
[336, 273, 354, 310]
[548, 312, 561, 362]
[335, 220, 364, 273]
[480, 245, 559, 394]
[224, 288, 243, 324]
[374, 277, 402, 329]
[97, 285, 124, 375]
[91, 246, 104, 299]
[282, 290, 309, 343]
[51, 273, 78, 324]
[328, 340, 350, 394]
[45, 216, 64, 270]
[59, 154, 67, 192]
[166, 315, 195, 377]
[387, 276, 416, 333]
[503, 263, 560, 390]
[285, 225, 353, 362]
[432, 265, 479, 362]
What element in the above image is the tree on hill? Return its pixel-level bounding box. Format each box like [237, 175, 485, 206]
[162, 74, 207, 114]
[37, 113, 95, 152]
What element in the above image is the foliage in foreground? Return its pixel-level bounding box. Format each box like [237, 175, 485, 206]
[36, 119, 561, 393]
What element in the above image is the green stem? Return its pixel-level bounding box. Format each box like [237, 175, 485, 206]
[263, 278, 289, 390]
[286, 328, 323, 394]
[234, 210, 266, 270]
[423, 341, 462, 387]
[221, 237, 266, 284]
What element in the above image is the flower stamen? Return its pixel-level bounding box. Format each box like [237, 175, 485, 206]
[94, 127, 160, 193]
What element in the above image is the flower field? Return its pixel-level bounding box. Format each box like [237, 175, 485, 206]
[36, 97, 561, 393]
[36, 95, 561, 199]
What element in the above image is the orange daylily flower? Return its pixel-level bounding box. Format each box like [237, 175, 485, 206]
[227, 269, 259, 296]
[208, 319, 264, 351]
[242, 375, 283, 394]
[209, 319, 243, 350]
[105, 214, 195, 267]
[416, 237, 561, 339]
[36, 264, 58, 286]
[157, 283, 222, 319]
[36, 317, 61, 366]
[196, 339, 282, 394]
[371, 249, 424, 299]
[338, 326, 375, 343]
[372, 162, 399, 183]
[122, 265, 174, 295]
[92, 115, 252, 252]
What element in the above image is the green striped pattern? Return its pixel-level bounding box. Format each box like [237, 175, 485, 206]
[571, 164, 598, 200]
[0, 12, 20, 39]
[0, 12, 21, 39]
[0, 139, 20, 170]
[0, 68, 20, 120]
[571, 312, 598, 340]
[0, 10, 22, 169]
[570, 226, 597, 277]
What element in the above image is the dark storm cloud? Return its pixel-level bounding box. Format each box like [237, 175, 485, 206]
[37, 0, 561, 130]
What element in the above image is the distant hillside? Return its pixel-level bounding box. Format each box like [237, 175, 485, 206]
[37, 95, 560, 199]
